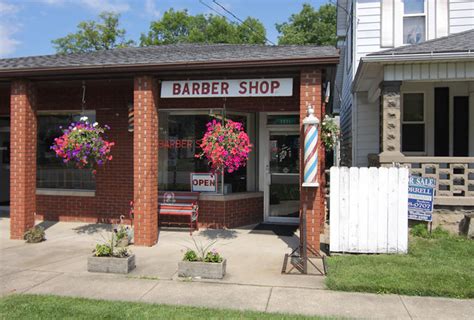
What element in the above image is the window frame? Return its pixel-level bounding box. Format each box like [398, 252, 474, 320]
[401, 92, 427, 155]
[157, 108, 256, 194]
[36, 110, 97, 193]
[402, 0, 427, 45]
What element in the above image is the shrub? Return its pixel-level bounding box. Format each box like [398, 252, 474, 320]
[411, 223, 452, 240]
[23, 226, 45, 243]
[410, 223, 430, 238]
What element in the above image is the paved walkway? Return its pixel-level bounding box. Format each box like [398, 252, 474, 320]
[1, 218, 473, 319]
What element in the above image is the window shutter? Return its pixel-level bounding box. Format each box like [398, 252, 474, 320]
[381, 0, 394, 47]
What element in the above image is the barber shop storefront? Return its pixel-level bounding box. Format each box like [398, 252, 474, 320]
[0, 44, 338, 250]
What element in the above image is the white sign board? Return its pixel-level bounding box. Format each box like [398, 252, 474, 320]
[161, 78, 293, 98]
[190, 173, 217, 192]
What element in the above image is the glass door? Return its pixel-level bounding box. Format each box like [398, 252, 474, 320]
[267, 131, 300, 223]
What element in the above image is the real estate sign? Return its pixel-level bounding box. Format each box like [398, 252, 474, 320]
[408, 176, 436, 222]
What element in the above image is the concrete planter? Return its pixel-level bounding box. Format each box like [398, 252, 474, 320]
[178, 259, 226, 279]
[87, 254, 136, 274]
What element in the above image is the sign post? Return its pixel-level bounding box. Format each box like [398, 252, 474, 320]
[408, 176, 436, 222]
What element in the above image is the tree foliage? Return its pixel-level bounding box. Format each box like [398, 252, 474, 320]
[140, 9, 267, 46]
[276, 3, 336, 46]
[52, 12, 134, 54]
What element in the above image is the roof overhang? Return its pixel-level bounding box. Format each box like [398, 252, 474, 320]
[0, 56, 339, 80]
[353, 51, 474, 92]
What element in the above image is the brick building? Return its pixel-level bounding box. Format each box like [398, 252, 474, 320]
[0, 44, 338, 249]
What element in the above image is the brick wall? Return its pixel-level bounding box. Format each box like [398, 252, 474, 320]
[299, 68, 325, 254]
[160, 197, 263, 229]
[133, 76, 159, 246]
[35, 81, 134, 224]
[10, 80, 37, 239]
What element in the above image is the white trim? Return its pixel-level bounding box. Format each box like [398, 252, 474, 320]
[259, 112, 300, 224]
[36, 188, 95, 197]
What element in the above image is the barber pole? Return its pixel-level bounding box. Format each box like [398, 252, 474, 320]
[302, 105, 320, 187]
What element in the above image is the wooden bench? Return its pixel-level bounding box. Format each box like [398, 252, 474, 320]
[158, 192, 199, 235]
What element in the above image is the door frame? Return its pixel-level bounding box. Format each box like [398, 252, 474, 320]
[259, 112, 300, 224]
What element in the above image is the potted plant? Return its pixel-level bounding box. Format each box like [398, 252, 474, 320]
[23, 226, 46, 243]
[178, 238, 226, 279]
[87, 234, 135, 274]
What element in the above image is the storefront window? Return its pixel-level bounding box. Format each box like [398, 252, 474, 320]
[158, 110, 254, 193]
[37, 112, 96, 190]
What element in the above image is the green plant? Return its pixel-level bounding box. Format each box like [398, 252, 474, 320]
[431, 226, 451, 239]
[183, 249, 199, 262]
[411, 224, 451, 240]
[94, 243, 113, 257]
[410, 223, 430, 238]
[23, 226, 45, 243]
[320, 115, 339, 150]
[182, 237, 224, 263]
[93, 233, 130, 257]
[204, 249, 223, 263]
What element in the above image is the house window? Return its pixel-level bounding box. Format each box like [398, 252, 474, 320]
[37, 111, 96, 190]
[403, 0, 426, 44]
[402, 93, 425, 153]
[158, 110, 255, 193]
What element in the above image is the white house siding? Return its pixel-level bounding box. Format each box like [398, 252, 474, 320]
[354, 92, 380, 166]
[353, 0, 382, 166]
[355, 0, 382, 74]
[449, 0, 474, 34]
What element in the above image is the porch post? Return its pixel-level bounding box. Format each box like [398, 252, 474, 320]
[133, 76, 159, 246]
[300, 68, 324, 254]
[10, 80, 37, 239]
[379, 81, 404, 162]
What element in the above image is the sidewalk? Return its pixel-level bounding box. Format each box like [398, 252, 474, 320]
[1, 219, 473, 319]
[1, 268, 473, 319]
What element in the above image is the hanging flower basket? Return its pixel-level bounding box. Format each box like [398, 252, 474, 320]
[321, 115, 340, 150]
[196, 119, 252, 174]
[51, 116, 115, 174]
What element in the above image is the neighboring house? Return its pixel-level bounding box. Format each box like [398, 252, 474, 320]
[336, 0, 474, 206]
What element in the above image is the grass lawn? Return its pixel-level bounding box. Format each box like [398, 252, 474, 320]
[0, 294, 335, 320]
[325, 234, 474, 298]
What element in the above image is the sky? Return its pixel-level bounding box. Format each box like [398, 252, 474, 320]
[0, 0, 330, 58]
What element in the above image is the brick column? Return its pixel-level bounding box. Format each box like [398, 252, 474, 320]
[379, 81, 404, 163]
[299, 68, 324, 253]
[133, 76, 159, 246]
[10, 80, 37, 239]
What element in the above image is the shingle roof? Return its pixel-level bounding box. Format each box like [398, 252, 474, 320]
[368, 28, 474, 56]
[0, 44, 338, 72]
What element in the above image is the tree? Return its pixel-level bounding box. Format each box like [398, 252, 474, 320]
[52, 12, 135, 54]
[276, 3, 336, 46]
[140, 9, 266, 46]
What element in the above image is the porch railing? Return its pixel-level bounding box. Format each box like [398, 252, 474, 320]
[377, 156, 474, 206]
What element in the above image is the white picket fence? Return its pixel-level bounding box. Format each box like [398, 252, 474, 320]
[329, 167, 409, 254]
